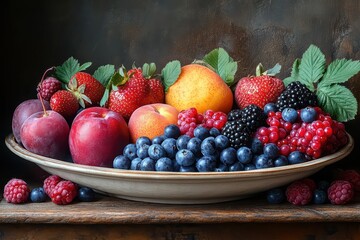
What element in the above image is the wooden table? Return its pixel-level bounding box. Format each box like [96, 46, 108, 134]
[1, 194, 359, 240]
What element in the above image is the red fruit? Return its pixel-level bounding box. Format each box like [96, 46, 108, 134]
[71, 72, 105, 107]
[43, 175, 62, 196]
[3, 178, 30, 204]
[50, 180, 78, 205]
[50, 90, 79, 119]
[336, 169, 360, 192]
[146, 78, 165, 104]
[327, 180, 354, 205]
[285, 181, 312, 205]
[235, 64, 284, 109]
[37, 77, 62, 101]
[300, 178, 316, 192]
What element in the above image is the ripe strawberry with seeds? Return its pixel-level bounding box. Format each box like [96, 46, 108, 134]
[141, 63, 165, 104]
[235, 63, 284, 109]
[50, 90, 79, 119]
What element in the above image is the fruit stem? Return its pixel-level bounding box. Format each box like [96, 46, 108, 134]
[39, 67, 55, 117]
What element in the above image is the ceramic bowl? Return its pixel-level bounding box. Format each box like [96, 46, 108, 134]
[5, 133, 354, 204]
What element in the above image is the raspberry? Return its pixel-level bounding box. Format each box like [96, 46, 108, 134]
[50, 180, 78, 205]
[300, 178, 316, 192]
[37, 77, 62, 101]
[203, 110, 227, 130]
[177, 108, 203, 137]
[337, 170, 360, 191]
[43, 175, 62, 196]
[286, 181, 312, 205]
[327, 180, 354, 205]
[3, 178, 30, 204]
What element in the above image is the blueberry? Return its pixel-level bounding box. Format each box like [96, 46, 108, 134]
[215, 163, 229, 172]
[300, 107, 318, 123]
[78, 187, 96, 202]
[152, 135, 165, 145]
[139, 157, 156, 171]
[176, 149, 196, 167]
[288, 151, 306, 164]
[237, 146, 253, 164]
[214, 135, 229, 150]
[244, 163, 256, 171]
[220, 147, 237, 165]
[136, 136, 152, 148]
[317, 180, 330, 191]
[196, 156, 217, 172]
[164, 124, 181, 139]
[254, 154, 274, 169]
[251, 138, 263, 154]
[200, 137, 217, 156]
[264, 103, 278, 115]
[176, 135, 191, 150]
[173, 161, 181, 172]
[123, 143, 137, 160]
[313, 189, 327, 204]
[148, 144, 166, 160]
[155, 157, 174, 172]
[266, 188, 285, 204]
[161, 138, 177, 158]
[229, 162, 244, 171]
[274, 155, 289, 167]
[179, 165, 197, 172]
[209, 127, 221, 137]
[130, 157, 142, 170]
[282, 107, 298, 123]
[187, 137, 202, 156]
[263, 143, 279, 159]
[194, 126, 210, 140]
[30, 187, 47, 203]
[113, 155, 131, 169]
[137, 144, 150, 159]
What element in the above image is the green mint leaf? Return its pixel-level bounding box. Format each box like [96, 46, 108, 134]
[54, 57, 92, 84]
[161, 60, 181, 92]
[319, 59, 360, 88]
[264, 63, 281, 76]
[299, 45, 326, 85]
[93, 64, 115, 87]
[203, 48, 238, 86]
[317, 84, 358, 122]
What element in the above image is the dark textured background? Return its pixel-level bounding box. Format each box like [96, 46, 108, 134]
[2, 0, 360, 187]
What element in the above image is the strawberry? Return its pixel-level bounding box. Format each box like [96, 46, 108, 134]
[101, 63, 164, 120]
[234, 63, 284, 109]
[50, 90, 79, 119]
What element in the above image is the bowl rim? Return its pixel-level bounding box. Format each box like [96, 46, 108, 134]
[5, 133, 354, 180]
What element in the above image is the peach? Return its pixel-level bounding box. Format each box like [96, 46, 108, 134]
[128, 103, 179, 142]
[165, 64, 233, 114]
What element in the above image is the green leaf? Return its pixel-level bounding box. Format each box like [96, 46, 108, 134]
[319, 59, 360, 87]
[203, 48, 238, 86]
[100, 88, 109, 107]
[264, 63, 281, 76]
[54, 57, 92, 84]
[317, 84, 358, 122]
[298, 45, 326, 85]
[142, 63, 157, 78]
[93, 64, 115, 87]
[283, 76, 296, 86]
[161, 60, 181, 92]
[290, 58, 301, 80]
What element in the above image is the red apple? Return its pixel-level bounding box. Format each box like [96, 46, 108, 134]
[69, 107, 129, 167]
[128, 103, 179, 142]
[12, 99, 50, 144]
[20, 110, 70, 159]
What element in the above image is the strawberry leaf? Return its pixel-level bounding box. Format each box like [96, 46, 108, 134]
[161, 60, 181, 92]
[298, 45, 326, 85]
[317, 84, 358, 122]
[203, 48, 238, 86]
[55, 57, 92, 84]
[283, 59, 301, 86]
[319, 59, 360, 88]
[142, 63, 157, 78]
[264, 63, 281, 76]
[93, 64, 115, 87]
[100, 88, 109, 107]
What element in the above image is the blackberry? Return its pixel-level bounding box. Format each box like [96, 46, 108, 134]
[227, 109, 242, 121]
[221, 120, 251, 148]
[240, 104, 266, 131]
[276, 81, 318, 111]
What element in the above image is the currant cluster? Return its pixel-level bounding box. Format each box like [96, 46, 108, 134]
[177, 108, 227, 137]
[256, 107, 348, 159]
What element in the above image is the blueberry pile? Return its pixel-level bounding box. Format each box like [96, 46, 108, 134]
[113, 122, 311, 172]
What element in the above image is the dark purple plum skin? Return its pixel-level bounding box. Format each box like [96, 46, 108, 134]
[12, 99, 50, 144]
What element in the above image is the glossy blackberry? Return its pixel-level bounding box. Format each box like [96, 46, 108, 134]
[221, 120, 251, 148]
[227, 109, 242, 121]
[276, 81, 318, 111]
[240, 104, 266, 131]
